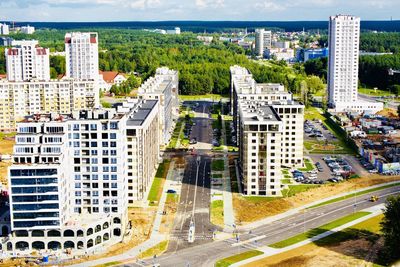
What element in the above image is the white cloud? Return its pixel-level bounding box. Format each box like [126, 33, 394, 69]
[255, 1, 285, 11]
[195, 0, 224, 9]
[366, 0, 392, 9]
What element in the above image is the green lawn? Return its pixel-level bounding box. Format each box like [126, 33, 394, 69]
[213, 173, 223, 178]
[313, 215, 382, 247]
[298, 158, 315, 171]
[358, 87, 394, 97]
[211, 200, 224, 227]
[270, 211, 371, 248]
[215, 250, 264, 267]
[281, 179, 293, 184]
[137, 240, 169, 259]
[304, 140, 353, 154]
[147, 160, 170, 206]
[308, 182, 400, 209]
[212, 159, 225, 172]
[0, 132, 16, 140]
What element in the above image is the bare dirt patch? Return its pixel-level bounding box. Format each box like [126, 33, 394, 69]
[245, 238, 379, 267]
[376, 108, 397, 119]
[65, 206, 156, 265]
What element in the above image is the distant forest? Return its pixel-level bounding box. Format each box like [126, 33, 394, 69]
[2, 20, 400, 32]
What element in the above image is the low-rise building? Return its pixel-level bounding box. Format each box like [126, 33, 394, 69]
[265, 48, 295, 62]
[99, 71, 127, 92]
[20, 25, 35, 34]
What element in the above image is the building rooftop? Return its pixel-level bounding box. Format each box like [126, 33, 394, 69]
[239, 101, 281, 122]
[126, 99, 158, 126]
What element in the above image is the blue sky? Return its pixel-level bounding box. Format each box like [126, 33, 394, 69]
[0, 0, 398, 22]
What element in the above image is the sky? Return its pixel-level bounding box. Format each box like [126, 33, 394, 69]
[0, 0, 399, 22]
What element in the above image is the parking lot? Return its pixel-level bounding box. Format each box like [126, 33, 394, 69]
[304, 119, 337, 142]
[292, 154, 368, 184]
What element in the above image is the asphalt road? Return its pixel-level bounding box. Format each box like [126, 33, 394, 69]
[167, 101, 220, 253]
[125, 185, 400, 267]
[358, 93, 399, 109]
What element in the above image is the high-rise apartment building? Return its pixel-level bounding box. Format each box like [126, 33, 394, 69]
[5, 98, 160, 253]
[327, 15, 382, 113]
[65, 32, 99, 81]
[138, 67, 179, 146]
[230, 65, 304, 196]
[255, 29, 272, 57]
[5, 40, 50, 81]
[0, 23, 9, 35]
[0, 79, 99, 131]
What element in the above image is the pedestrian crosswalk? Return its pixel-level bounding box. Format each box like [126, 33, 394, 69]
[169, 235, 213, 240]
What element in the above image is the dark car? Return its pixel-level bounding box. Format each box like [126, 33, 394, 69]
[167, 189, 176, 194]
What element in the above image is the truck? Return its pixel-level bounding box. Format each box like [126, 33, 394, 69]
[370, 195, 379, 202]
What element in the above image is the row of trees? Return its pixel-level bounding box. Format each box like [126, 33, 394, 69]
[304, 55, 400, 94]
[2, 29, 325, 96]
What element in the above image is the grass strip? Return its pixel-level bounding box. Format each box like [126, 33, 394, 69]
[269, 211, 371, 248]
[147, 160, 170, 206]
[212, 159, 225, 171]
[137, 240, 169, 259]
[215, 250, 264, 267]
[211, 200, 224, 227]
[308, 182, 400, 209]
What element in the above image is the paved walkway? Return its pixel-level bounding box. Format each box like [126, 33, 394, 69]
[231, 204, 385, 266]
[221, 114, 235, 230]
[71, 161, 177, 267]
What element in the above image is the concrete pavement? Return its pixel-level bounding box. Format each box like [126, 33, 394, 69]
[221, 114, 235, 230]
[71, 161, 178, 267]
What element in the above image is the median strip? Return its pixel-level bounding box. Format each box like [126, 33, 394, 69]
[269, 211, 371, 248]
[307, 182, 400, 209]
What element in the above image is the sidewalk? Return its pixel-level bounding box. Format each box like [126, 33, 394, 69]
[231, 204, 385, 266]
[71, 161, 177, 267]
[221, 114, 235, 230]
[238, 180, 399, 231]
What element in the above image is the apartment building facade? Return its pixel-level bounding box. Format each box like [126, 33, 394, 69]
[0, 23, 9, 35]
[5, 40, 50, 82]
[238, 102, 283, 196]
[230, 65, 304, 196]
[327, 15, 382, 113]
[0, 79, 99, 131]
[65, 32, 99, 81]
[255, 29, 272, 57]
[138, 67, 179, 146]
[4, 99, 160, 253]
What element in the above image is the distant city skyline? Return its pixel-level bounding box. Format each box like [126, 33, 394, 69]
[0, 0, 399, 22]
